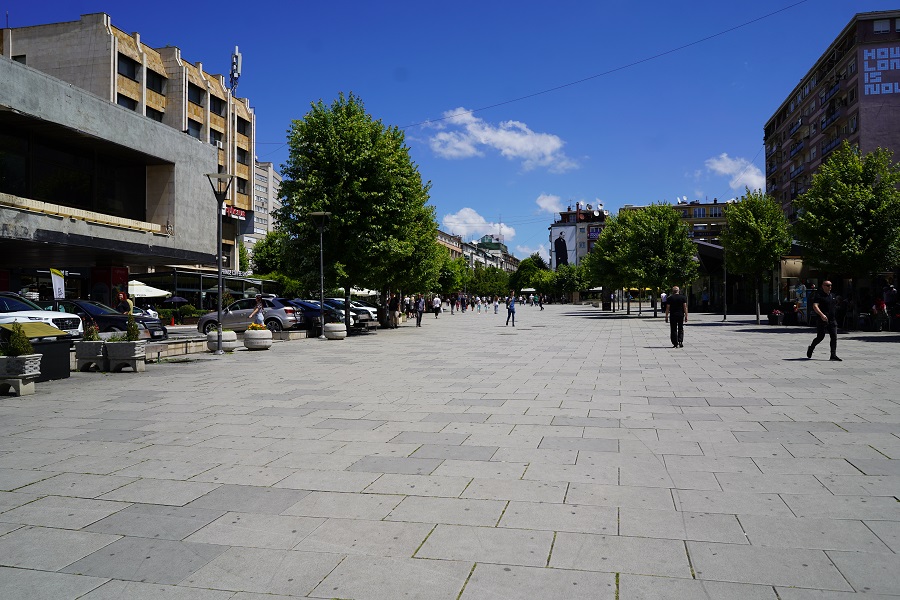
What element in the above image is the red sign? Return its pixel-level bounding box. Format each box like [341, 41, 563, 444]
[222, 206, 246, 221]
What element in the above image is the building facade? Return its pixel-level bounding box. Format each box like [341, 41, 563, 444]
[1, 13, 256, 276]
[549, 204, 608, 269]
[764, 10, 900, 219]
[244, 161, 283, 257]
[0, 55, 217, 303]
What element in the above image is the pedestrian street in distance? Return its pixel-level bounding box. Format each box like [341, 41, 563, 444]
[0, 304, 897, 599]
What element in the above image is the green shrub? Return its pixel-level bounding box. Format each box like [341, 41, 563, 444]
[125, 312, 140, 342]
[106, 333, 127, 342]
[157, 308, 175, 321]
[4, 322, 34, 356]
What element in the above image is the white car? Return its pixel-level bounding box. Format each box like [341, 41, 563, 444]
[0, 293, 84, 339]
[328, 298, 377, 320]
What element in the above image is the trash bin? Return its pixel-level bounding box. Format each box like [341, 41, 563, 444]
[602, 301, 611, 311]
[30, 338, 71, 382]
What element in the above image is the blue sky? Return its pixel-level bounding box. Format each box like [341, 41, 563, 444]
[5, 1, 895, 259]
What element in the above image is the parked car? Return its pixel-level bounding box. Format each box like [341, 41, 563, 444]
[305, 299, 357, 327]
[328, 298, 377, 320]
[196, 296, 305, 334]
[288, 299, 345, 328]
[134, 306, 159, 319]
[0, 292, 84, 339]
[42, 299, 167, 340]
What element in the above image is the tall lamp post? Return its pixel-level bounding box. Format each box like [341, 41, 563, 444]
[205, 173, 234, 355]
[310, 211, 332, 340]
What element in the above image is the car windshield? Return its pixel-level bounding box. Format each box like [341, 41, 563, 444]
[79, 301, 121, 316]
[0, 296, 43, 312]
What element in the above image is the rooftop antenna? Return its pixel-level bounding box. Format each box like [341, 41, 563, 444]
[229, 46, 242, 94]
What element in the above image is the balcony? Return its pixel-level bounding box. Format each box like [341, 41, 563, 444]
[821, 110, 841, 131]
[789, 165, 805, 180]
[767, 164, 778, 176]
[789, 141, 805, 158]
[822, 137, 842, 156]
[788, 118, 804, 137]
[821, 82, 841, 104]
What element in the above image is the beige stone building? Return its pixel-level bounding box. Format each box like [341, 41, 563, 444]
[1, 12, 256, 270]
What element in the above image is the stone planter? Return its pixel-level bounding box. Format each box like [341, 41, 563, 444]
[324, 322, 347, 340]
[207, 331, 240, 352]
[104, 340, 146, 372]
[243, 329, 273, 350]
[74, 341, 107, 372]
[0, 354, 42, 378]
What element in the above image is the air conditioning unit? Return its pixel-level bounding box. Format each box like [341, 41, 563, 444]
[215, 141, 223, 149]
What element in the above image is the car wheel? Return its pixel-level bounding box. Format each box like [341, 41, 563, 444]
[265, 319, 283, 333]
[202, 321, 218, 334]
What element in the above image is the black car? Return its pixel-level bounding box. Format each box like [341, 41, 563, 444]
[289, 299, 344, 327]
[43, 299, 168, 340]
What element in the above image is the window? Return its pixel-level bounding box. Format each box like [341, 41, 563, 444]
[210, 96, 226, 116]
[255, 173, 267, 183]
[187, 83, 205, 106]
[146, 70, 165, 94]
[709, 206, 723, 218]
[874, 19, 890, 34]
[186, 118, 202, 140]
[117, 53, 139, 80]
[236, 148, 249, 165]
[146, 107, 164, 122]
[693, 207, 706, 218]
[236, 117, 250, 136]
[255, 184, 267, 193]
[116, 94, 137, 111]
[209, 129, 223, 145]
[236, 177, 248, 194]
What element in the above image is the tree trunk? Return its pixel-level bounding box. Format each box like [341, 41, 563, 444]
[755, 273, 761, 325]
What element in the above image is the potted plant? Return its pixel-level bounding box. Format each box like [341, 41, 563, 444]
[243, 322, 273, 350]
[0, 322, 42, 378]
[104, 312, 146, 371]
[74, 320, 107, 371]
[768, 309, 784, 325]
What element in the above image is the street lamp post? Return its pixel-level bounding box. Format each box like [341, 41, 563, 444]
[205, 173, 234, 355]
[309, 211, 332, 340]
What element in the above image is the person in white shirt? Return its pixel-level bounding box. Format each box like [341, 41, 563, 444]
[433, 295, 441, 318]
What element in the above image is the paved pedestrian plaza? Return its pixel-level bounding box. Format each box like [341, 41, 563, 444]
[0, 304, 898, 599]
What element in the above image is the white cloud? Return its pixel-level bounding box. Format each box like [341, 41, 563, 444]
[515, 243, 549, 262]
[705, 153, 764, 193]
[429, 108, 578, 173]
[535, 194, 564, 214]
[442, 208, 515, 240]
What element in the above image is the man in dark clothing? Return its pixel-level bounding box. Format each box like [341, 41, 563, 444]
[807, 280, 841, 361]
[388, 294, 400, 329]
[664, 286, 688, 348]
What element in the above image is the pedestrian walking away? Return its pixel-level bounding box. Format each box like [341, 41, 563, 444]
[807, 280, 841, 361]
[388, 293, 400, 329]
[433, 295, 441, 318]
[505, 292, 516, 327]
[494, 297, 499, 314]
[665, 286, 687, 348]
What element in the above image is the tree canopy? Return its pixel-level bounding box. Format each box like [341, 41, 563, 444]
[277, 93, 441, 295]
[587, 204, 698, 292]
[793, 141, 900, 276]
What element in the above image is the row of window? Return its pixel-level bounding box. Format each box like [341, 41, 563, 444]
[873, 19, 900, 34]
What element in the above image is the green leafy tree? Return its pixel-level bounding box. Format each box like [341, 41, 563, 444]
[470, 265, 509, 298]
[553, 263, 584, 300]
[251, 230, 287, 275]
[529, 252, 549, 270]
[438, 255, 468, 297]
[238, 241, 250, 272]
[277, 93, 440, 322]
[721, 188, 791, 323]
[794, 141, 900, 279]
[588, 205, 698, 315]
[510, 257, 542, 292]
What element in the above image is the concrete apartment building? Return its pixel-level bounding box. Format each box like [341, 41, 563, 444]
[764, 10, 900, 219]
[244, 161, 283, 260]
[0, 13, 257, 301]
[548, 204, 608, 269]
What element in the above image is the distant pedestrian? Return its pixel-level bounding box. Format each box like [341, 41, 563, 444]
[388, 293, 400, 329]
[415, 295, 425, 327]
[433, 295, 441, 318]
[538, 295, 544, 310]
[115, 292, 130, 314]
[249, 294, 266, 326]
[506, 292, 516, 327]
[807, 280, 841, 361]
[494, 297, 499, 314]
[665, 286, 687, 348]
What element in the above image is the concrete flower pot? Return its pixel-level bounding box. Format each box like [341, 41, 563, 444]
[323, 323, 347, 340]
[104, 340, 146, 372]
[0, 354, 42, 378]
[243, 329, 273, 350]
[207, 330, 240, 352]
[74, 341, 107, 372]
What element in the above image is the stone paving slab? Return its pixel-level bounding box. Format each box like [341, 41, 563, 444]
[1, 307, 899, 598]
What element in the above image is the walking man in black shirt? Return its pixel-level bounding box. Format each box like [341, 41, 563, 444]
[665, 286, 688, 348]
[807, 280, 841, 361]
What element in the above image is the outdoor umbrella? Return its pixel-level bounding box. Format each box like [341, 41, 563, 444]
[164, 296, 190, 305]
[128, 281, 172, 299]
